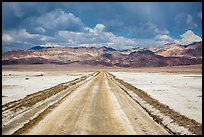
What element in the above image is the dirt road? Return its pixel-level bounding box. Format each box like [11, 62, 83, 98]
[17, 72, 168, 135]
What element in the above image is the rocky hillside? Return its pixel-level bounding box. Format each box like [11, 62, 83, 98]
[2, 42, 202, 67]
[152, 42, 202, 58]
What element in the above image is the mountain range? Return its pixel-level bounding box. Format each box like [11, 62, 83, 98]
[2, 42, 202, 67]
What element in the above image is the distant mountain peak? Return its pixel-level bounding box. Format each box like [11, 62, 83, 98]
[100, 46, 117, 51]
[29, 46, 53, 50]
[130, 49, 155, 55]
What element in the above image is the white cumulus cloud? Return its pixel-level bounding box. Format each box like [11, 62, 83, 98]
[154, 34, 172, 41]
[94, 24, 105, 32]
[174, 30, 202, 45]
[2, 34, 13, 42]
[3, 29, 54, 46]
[40, 43, 62, 47]
[25, 9, 85, 33]
[56, 24, 138, 49]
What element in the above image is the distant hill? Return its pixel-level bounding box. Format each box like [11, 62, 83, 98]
[153, 42, 202, 58]
[2, 42, 202, 67]
[29, 46, 53, 50]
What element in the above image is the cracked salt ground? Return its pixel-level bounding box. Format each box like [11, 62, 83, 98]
[2, 71, 92, 105]
[110, 72, 202, 123]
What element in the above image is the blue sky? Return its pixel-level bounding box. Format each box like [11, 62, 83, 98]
[2, 2, 202, 52]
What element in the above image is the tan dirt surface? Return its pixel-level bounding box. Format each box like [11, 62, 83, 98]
[2, 64, 202, 73]
[13, 72, 169, 135]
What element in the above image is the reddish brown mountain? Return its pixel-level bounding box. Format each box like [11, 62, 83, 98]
[152, 42, 202, 58]
[2, 42, 202, 67]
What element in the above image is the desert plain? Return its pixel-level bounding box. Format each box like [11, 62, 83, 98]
[2, 64, 202, 135]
